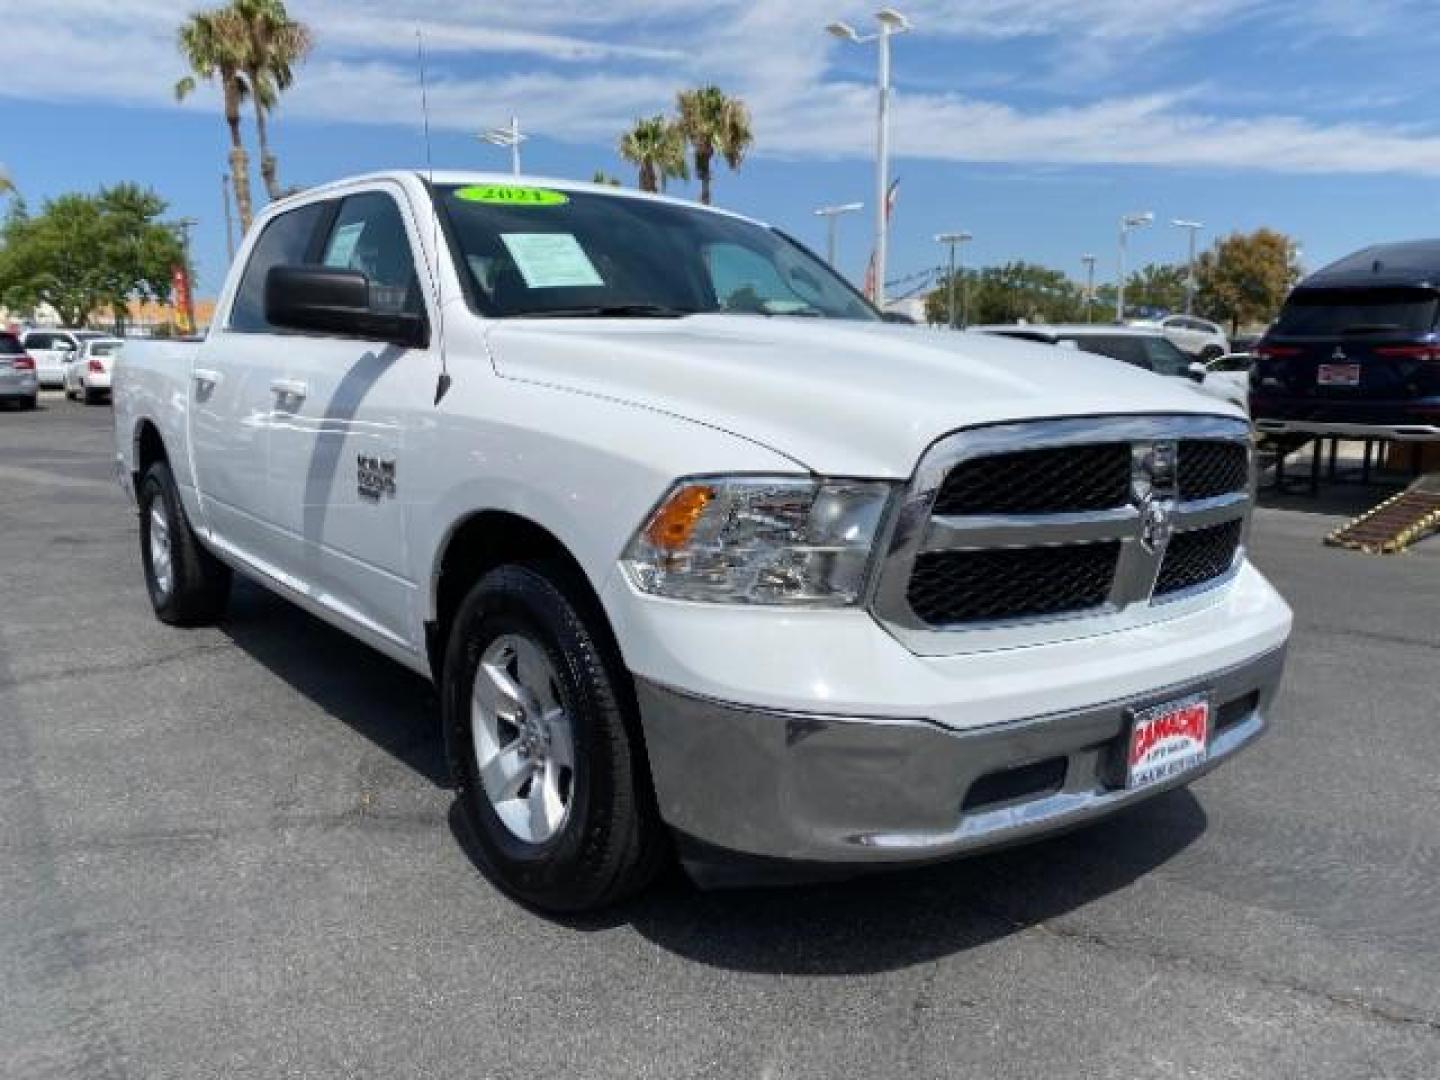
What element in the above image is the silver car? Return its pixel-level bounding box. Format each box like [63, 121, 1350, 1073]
[0, 332, 39, 410]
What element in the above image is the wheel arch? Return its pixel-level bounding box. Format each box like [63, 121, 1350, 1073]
[425, 509, 620, 687]
[133, 417, 169, 486]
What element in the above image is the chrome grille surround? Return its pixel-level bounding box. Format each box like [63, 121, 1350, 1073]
[870, 415, 1253, 656]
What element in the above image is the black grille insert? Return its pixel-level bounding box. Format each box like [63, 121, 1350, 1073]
[1156, 519, 1243, 597]
[1178, 440, 1248, 501]
[933, 443, 1132, 516]
[908, 542, 1120, 625]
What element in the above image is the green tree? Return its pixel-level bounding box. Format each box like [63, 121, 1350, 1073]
[0, 185, 183, 329]
[1195, 228, 1300, 334]
[234, 0, 312, 201]
[618, 116, 688, 194]
[0, 165, 15, 197]
[590, 170, 621, 187]
[675, 85, 753, 205]
[926, 261, 1088, 326]
[176, 6, 255, 233]
[1124, 263, 1188, 314]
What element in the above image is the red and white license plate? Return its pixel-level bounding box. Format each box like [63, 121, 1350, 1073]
[1126, 695, 1211, 791]
[1317, 363, 1361, 387]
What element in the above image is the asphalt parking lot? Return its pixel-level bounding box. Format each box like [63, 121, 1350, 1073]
[4, 392, 1439, 1079]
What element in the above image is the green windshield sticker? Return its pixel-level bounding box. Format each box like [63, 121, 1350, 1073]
[453, 184, 569, 206]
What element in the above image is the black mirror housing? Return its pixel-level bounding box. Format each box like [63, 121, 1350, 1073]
[264, 265, 428, 348]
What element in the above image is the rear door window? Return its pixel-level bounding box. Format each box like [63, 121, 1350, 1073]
[230, 202, 330, 332]
[24, 332, 54, 350]
[1060, 334, 1153, 370]
[1273, 287, 1440, 337]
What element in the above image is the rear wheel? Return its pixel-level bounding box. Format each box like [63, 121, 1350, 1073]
[138, 461, 231, 625]
[1199, 345, 1224, 362]
[83, 386, 103, 405]
[443, 564, 665, 912]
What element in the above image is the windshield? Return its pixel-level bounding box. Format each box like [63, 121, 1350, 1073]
[437, 184, 878, 321]
[1058, 333, 1194, 376]
[87, 341, 122, 357]
[1273, 287, 1440, 336]
[0, 333, 23, 355]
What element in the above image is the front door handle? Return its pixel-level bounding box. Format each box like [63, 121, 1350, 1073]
[270, 378, 308, 401]
[193, 367, 221, 387]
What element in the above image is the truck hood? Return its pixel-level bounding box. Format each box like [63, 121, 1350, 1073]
[485, 314, 1239, 477]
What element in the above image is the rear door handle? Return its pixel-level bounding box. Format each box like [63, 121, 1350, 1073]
[193, 368, 221, 386]
[270, 378, 308, 401]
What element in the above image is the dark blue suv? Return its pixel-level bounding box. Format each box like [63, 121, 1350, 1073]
[1252, 240, 1440, 440]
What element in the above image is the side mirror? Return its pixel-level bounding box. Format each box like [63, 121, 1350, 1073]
[264, 265, 427, 348]
[1186, 360, 1208, 382]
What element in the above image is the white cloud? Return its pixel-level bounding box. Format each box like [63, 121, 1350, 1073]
[6, 0, 1440, 178]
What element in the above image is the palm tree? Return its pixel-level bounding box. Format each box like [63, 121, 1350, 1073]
[234, 0, 312, 201]
[618, 116, 688, 194]
[675, 85, 753, 205]
[0, 165, 15, 197]
[176, 7, 255, 233]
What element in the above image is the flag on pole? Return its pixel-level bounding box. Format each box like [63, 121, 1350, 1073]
[863, 177, 901, 301]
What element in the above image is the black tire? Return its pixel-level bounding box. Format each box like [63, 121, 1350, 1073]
[138, 461, 231, 626]
[21, 395, 37, 410]
[83, 387, 103, 406]
[1199, 345, 1224, 362]
[443, 564, 665, 912]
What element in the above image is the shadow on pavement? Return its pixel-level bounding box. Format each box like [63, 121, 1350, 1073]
[218, 578, 449, 787]
[215, 577, 1208, 977]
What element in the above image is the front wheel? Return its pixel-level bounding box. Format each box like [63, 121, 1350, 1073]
[138, 461, 231, 625]
[443, 564, 665, 912]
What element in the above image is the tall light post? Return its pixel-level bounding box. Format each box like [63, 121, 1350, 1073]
[1171, 218, 1204, 315]
[1116, 211, 1154, 322]
[935, 231, 973, 329]
[814, 202, 864, 267]
[1081, 253, 1097, 323]
[826, 7, 912, 309]
[480, 116, 527, 176]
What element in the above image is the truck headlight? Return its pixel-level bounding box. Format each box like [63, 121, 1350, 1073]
[622, 476, 896, 605]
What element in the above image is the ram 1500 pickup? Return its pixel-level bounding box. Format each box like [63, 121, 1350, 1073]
[113, 172, 1292, 911]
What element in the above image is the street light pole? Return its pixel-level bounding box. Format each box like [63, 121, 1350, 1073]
[1171, 218, 1204, 315]
[1081, 253, 1097, 323]
[827, 8, 911, 309]
[814, 202, 864, 267]
[480, 116, 527, 176]
[1116, 211, 1154, 322]
[935, 231, 973, 329]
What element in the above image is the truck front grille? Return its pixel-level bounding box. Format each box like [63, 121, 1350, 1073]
[872, 416, 1252, 647]
[1156, 519, 1244, 597]
[908, 542, 1120, 625]
[933, 443, 1131, 515]
[1178, 440, 1249, 501]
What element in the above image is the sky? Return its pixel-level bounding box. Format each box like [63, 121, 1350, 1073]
[4, 0, 1440, 301]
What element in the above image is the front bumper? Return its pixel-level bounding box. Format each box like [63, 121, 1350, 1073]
[636, 644, 1285, 884]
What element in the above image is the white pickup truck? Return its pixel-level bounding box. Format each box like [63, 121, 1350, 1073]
[113, 172, 1291, 911]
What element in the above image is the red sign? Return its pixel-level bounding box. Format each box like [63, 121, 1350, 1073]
[171, 264, 193, 334]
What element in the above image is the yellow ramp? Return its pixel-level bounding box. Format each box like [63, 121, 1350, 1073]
[1325, 474, 1440, 554]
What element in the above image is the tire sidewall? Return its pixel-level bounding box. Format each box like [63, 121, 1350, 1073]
[138, 464, 179, 619]
[444, 567, 623, 904]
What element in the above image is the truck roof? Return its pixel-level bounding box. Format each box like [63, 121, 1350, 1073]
[1302, 240, 1440, 290]
[269, 169, 762, 226]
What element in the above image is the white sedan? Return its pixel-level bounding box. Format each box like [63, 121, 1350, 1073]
[63, 337, 123, 404]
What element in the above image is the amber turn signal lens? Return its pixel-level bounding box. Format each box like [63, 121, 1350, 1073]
[643, 484, 715, 551]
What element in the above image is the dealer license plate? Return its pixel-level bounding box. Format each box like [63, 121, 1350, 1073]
[1126, 695, 1211, 791]
[1317, 363, 1361, 387]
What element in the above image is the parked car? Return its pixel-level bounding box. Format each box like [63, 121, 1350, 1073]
[0, 331, 39, 409]
[63, 336, 123, 404]
[1252, 240, 1440, 440]
[22, 328, 112, 388]
[968, 323, 1237, 408]
[113, 172, 1292, 911]
[1193, 353, 1253, 412]
[1130, 315, 1230, 360]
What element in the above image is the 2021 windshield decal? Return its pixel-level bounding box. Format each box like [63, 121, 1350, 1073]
[453, 185, 569, 207]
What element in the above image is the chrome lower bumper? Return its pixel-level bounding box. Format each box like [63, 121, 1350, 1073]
[635, 646, 1285, 885]
[1255, 419, 1440, 441]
